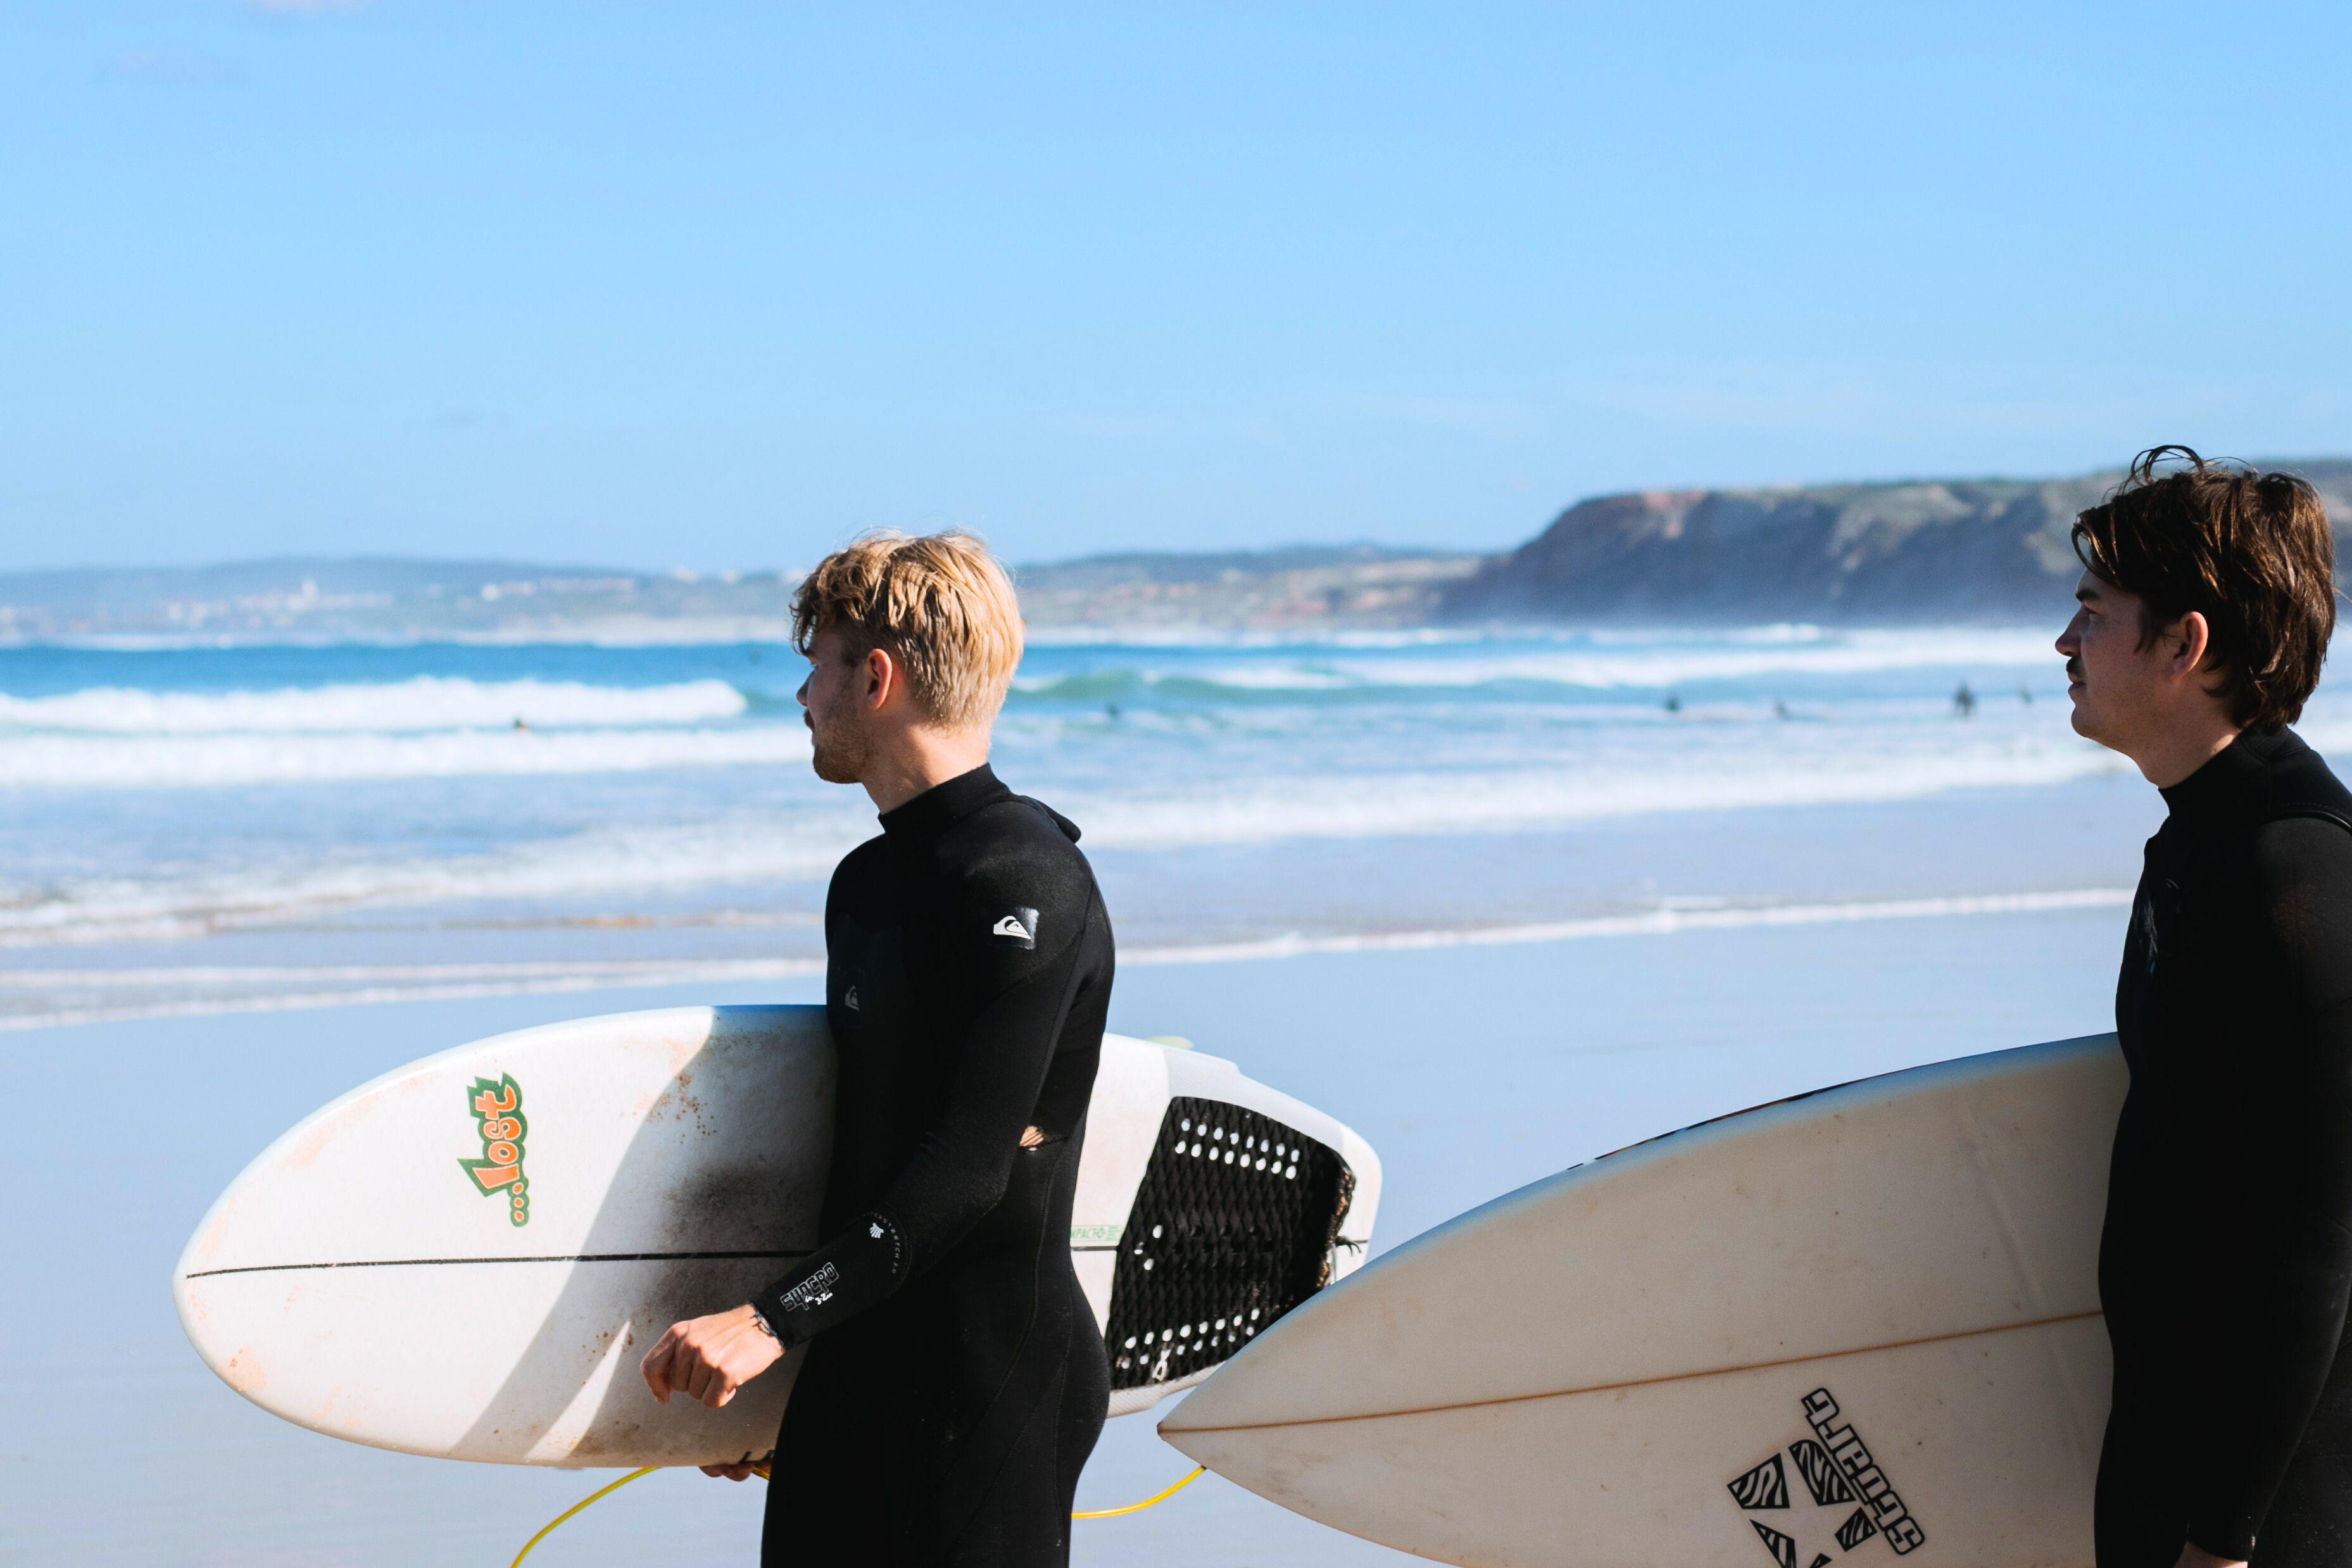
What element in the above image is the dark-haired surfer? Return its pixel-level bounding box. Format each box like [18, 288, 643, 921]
[2060, 449, 2352, 1568]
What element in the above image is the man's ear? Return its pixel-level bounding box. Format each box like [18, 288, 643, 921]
[2172, 612, 2215, 680]
[860, 646, 898, 711]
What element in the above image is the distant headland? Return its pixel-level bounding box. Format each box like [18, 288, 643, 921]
[1441, 460, 2352, 627]
[4, 458, 2345, 642]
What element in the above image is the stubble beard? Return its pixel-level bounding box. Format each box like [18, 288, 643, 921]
[807, 713, 871, 786]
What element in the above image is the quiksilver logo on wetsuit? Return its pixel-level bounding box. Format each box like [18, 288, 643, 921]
[1726, 1387, 1924, 1564]
[989, 906, 1039, 948]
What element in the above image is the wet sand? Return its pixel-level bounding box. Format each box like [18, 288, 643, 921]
[4, 894, 2123, 1566]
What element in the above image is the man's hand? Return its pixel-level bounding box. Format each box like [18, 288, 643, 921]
[639, 1303, 784, 1410]
[2176, 1543, 2248, 1568]
[700, 1460, 760, 1481]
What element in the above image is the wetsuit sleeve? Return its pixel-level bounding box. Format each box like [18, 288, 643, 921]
[2182, 817, 2352, 1559]
[749, 846, 1097, 1348]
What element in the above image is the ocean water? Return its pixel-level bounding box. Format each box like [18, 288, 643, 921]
[3, 622, 2324, 1031]
[0, 622, 2218, 1564]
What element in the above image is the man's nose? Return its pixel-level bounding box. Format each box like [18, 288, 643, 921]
[795, 677, 811, 708]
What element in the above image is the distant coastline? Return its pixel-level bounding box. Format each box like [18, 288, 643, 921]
[6, 458, 2345, 643]
[0, 546, 1488, 645]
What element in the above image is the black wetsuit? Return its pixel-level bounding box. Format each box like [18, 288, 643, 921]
[751, 765, 1114, 1567]
[2099, 727, 2352, 1565]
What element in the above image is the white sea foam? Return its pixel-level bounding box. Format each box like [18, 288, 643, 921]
[1013, 629, 2063, 698]
[1168, 665, 1357, 691]
[1119, 887, 2135, 965]
[1069, 737, 2133, 850]
[0, 956, 829, 1032]
[0, 677, 746, 734]
[0, 722, 2142, 946]
[0, 723, 805, 788]
[1319, 629, 2060, 689]
[0, 888, 2130, 1032]
[0, 812, 871, 946]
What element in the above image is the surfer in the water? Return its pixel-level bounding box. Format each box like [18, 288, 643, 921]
[2059, 449, 2352, 1568]
[639, 530, 1114, 1567]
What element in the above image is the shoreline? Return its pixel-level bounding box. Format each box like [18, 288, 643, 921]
[0, 885, 2134, 1035]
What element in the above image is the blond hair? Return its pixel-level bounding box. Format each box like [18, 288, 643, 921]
[790, 530, 1024, 729]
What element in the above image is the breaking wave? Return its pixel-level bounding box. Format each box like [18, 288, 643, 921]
[0, 727, 2148, 945]
[0, 725, 805, 788]
[1011, 628, 2061, 703]
[0, 676, 747, 734]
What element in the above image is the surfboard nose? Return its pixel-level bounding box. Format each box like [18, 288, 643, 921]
[1159, 1036, 2125, 1568]
[172, 1168, 265, 1395]
[1160, 1129, 1545, 1448]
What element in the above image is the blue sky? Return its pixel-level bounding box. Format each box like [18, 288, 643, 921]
[4, 2, 2346, 571]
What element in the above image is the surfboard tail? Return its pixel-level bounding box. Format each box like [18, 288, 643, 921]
[1091, 1039, 1383, 1415]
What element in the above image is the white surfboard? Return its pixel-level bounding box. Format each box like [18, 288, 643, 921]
[174, 1005, 1380, 1467]
[1160, 1034, 2123, 1568]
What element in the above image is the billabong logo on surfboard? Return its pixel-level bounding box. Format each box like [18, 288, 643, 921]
[1726, 1387, 1923, 1566]
[460, 1074, 531, 1226]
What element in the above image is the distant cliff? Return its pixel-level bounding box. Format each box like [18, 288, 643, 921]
[1440, 460, 2352, 625]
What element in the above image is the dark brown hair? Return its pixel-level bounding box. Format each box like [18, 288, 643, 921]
[2071, 446, 2337, 732]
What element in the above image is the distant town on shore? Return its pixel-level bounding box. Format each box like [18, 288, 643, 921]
[7, 458, 2349, 643]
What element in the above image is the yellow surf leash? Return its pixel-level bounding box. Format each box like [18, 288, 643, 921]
[508, 1467, 659, 1567]
[1070, 1463, 1206, 1518]
[510, 1461, 1208, 1564]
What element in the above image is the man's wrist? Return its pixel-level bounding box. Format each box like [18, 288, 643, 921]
[745, 1302, 781, 1342]
[2178, 1542, 2249, 1568]
[2182, 1522, 2256, 1566]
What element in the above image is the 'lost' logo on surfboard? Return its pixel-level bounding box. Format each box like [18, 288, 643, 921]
[460, 1074, 531, 1227]
[1726, 1387, 1924, 1567]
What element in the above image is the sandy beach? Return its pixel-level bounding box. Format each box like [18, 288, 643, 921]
[6, 889, 2124, 1566]
[9, 3, 2341, 1557]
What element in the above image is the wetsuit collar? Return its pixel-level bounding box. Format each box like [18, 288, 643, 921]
[878, 763, 1013, 845]
[2158, 726, 2305, 824]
